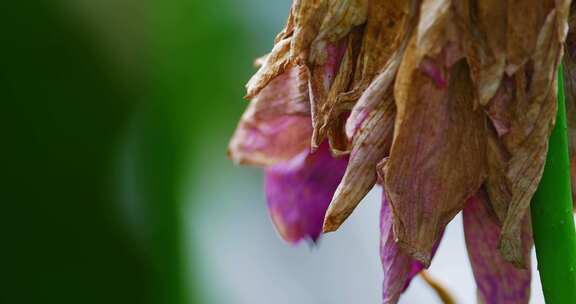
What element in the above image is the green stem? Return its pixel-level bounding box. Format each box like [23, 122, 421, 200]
[531, 65, 576, 303]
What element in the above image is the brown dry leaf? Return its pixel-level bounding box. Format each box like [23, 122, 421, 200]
[385, 42, 487, 266]
[323, 89, 395, 232]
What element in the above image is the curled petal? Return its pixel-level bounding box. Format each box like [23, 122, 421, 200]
[309, 39, 348, 149]
[229, 67, 312, 166]
[245, 37, 292, 99]
[265, 142, 348, 243]
[499, 9, 561, 266]
[310, 0, 368, 63]
[323, 91, 395, 232]
[381, 190, 442, 304]
[463, 191, 532, 304]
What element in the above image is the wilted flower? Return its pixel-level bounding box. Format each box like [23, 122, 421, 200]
[229, 0, 573, 303]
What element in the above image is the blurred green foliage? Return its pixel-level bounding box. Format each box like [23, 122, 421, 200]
[0, 0, 284, 303]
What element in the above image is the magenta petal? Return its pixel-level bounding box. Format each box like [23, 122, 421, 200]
[264, 142, 348, 244]
[381, 191, 442, 304]
[463, 192, 532, 304]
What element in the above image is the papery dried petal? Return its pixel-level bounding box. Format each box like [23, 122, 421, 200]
[346, 54, 401, 138]
[384, 44, 486, 266]
[264, 142, 348, 243]
[310, 0, 368, 63]
[229, 67, 312, 166]
[291, 0, 329, 63]
[484, 128, 512, 223]
[463, 191, 532, 304]
[308, 39, 348, 149]
[344, 0, 418, 138]
[323, 91, 395, 232]
[321, 32, 362, 153]
[506, 0, 555, 74]
[454, 0, 506, 106]
[499, 9, 562, 266]
[415, 0, 452, 58]
[246, 37, 293, 99]
[338, 0, 411, 104]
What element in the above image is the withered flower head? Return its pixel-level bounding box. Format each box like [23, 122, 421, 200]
[229, 0, 574, 303]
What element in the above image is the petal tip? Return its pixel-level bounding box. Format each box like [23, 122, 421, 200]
[396, 239, 432, 268]
[322, 215, 341, 233]
[498, 235, 529, 269]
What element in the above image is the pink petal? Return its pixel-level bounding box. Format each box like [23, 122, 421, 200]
[380, 190, 442, 304]
[463, 191, 532, 304]
[264, 141, 348, 243]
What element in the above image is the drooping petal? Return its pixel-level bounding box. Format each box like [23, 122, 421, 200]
[498, 7, 563, 265]
[463, 191, 532, 304]
[381, 190, 442, 304]
[229, 67, 312, 166]
[384, 42, 487, 266]
[264, 141, 348, 244]
[323, 90, 395, 232]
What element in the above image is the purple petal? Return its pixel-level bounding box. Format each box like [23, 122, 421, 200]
[381, 191, 442, 304]
[463, 192, 532, 304]
[264, 141, 348, 244]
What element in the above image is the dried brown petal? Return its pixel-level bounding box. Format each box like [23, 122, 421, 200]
[338, 0, 411, 103]
[454, 0, 506, 106]
[290, 0, 329, 64]
[310, 0, 368, 64]
[484, 127, 512, 224]
[499, 9, 562, 266]
[323, 90, 395, 232]
[245, 37, 292, 99]
[506, 0, 555, 74]
[308, 39, 348, 150]
[385, 50, 486, 266]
